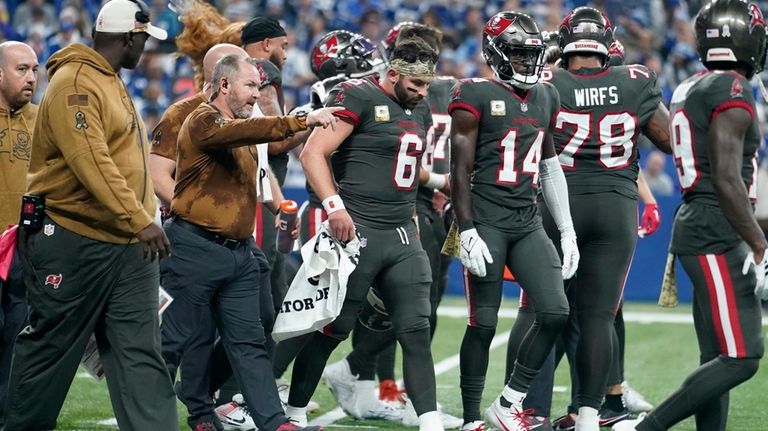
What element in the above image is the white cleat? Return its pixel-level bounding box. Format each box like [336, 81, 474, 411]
[323, 359, 402, 420]
[461, 420, 485, 431]
[575, 414, 599, 431]
[483, 397, 528, 431]
[402, 396, 463, 429]
[215, 394, 257, 431]
[611, 413, 646, 431]
[621, 382, 653, 413]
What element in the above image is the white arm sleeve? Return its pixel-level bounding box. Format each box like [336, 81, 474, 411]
[539, 156, 574, 235]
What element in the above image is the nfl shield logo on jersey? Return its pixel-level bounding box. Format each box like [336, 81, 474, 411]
[375, 105, 390, 121]
[520, 103, 528, 112]
[490, 100, 506, 116]
[44, 224, 55, 236]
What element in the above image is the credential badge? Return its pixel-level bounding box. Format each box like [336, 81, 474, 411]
[375, 105, 390, 121]
[490, 100, 506, 116]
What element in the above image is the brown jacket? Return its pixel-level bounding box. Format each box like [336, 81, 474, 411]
[26, 44, 155, 243]
[172, 103, 306, 239]
[150, 92, 207, 162]
[0, 103, 38, 228]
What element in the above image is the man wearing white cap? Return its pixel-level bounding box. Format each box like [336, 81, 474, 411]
[2, 1, 178, 430]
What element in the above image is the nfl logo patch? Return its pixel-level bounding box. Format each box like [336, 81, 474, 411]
[44, 224, 55, 236]
[520, 103, 528, 112]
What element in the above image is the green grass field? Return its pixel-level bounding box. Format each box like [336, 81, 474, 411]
[54, 298, 767, 430]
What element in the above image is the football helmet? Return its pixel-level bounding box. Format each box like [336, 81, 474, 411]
[558, 7, 614, 62]
[382, 21, 421, 60]
[310, 30, 384, 80]
[482, 11, 546, 89]
[694, 0, 768, 78]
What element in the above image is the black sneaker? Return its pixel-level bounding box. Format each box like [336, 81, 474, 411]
[598, 406, 630, 426]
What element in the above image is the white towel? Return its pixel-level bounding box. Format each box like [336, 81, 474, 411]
[272, 222, 361, 341]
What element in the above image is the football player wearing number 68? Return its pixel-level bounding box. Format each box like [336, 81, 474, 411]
[614, 0, 768, 430]
[527, 7, 673, 431]
[292, 38, 444, 431]
[450, 11, 577, 431]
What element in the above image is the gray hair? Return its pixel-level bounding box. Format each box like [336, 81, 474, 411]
[210, 54, 249, 101]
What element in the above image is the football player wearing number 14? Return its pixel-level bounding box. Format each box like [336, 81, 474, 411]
[614, 0, 768, 430]
[450, 11, 577, 431]
[536, 7, 672, 431]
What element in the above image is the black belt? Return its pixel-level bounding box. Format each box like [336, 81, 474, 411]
[172, 218, 249, 250]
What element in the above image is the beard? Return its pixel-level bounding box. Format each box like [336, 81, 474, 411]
[394, 78, 421, 109]
[227, 93, 253, 119]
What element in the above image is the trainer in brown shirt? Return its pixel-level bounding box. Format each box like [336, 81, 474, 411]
[171, 54, 340, 239]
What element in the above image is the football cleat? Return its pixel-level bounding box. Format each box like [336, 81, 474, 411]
[461, 420, 485, 431]
[598, 405, 629, 427]
[323, 359, 403, 421]
[524, 414, 554, 430]
[574, 413, 599, 431]
[402, 396, 463, 429]
[621, 382, 653, 413]
[277, 378, 320, 413]
[610, 413, 646, 431]
[215, 394, 257, 431]
[483, 397, 531, 431]
[275, 422, 324, 431]
[553, 413, 576, 431]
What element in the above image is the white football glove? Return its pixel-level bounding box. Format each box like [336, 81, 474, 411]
[742, 251, 768, 300]
[560, 231, 579, 279]
[459, 228, 494, 278]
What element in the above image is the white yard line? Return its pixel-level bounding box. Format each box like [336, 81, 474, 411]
[311, 305, 768, 427]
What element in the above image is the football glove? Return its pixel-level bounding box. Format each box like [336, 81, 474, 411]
[742, 251, 768, 301]
[638, 203, 660, 238]
[560, 230, 579, 279]
[459, 228, 493, 278]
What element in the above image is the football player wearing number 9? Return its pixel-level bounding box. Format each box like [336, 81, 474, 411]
[613, 0, 768, 430]
[450, 11, 576, 431]
[292, 38, 445, 431]
[529, 7, 672, 431]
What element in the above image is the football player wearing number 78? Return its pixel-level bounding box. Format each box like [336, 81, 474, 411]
[535, 7, 672, 431]
[449, 11, 577, 431]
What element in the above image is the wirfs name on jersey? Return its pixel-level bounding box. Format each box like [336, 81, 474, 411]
[574, 86, 619, 107]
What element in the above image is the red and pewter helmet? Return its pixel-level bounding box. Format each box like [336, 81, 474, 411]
[310, 30, 384, 80]
[482, 11, 546, 89]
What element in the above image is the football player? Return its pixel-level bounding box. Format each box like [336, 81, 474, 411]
[530, 7, 671, 431]
[450, 11, 578, 431]
[614, 0, 767, 429]
[288, 38, 445, 431]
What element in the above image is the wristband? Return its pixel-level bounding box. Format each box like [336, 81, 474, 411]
[322, 194, 345, 215]
[424, 172, 448, 189]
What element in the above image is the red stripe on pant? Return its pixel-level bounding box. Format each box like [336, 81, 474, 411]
[255, 204, 264, 249]
[699, 254, 747, 358]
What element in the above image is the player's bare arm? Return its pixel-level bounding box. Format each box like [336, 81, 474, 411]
[709, 107, 768, 259]
[643, 102, 672, 154]
[149, 153, 176, 206]
[255, 84, 310, 155]
[449, 109, 479, 231]
[300, 119, 356, 242]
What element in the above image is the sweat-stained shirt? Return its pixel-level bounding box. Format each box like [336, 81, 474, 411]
[171, 102, 307, 239]
[0, 102, 38, 228]
[26, 44, 154, 243]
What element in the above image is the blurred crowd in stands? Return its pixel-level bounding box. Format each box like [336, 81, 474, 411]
[2, 0, 767, 157]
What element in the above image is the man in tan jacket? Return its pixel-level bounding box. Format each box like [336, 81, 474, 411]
[0, 40, 38, 426]
[3, 1, 178, 430]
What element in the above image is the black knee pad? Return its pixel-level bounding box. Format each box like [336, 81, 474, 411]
[537, 310, 569, 332]
[473, 307, 500, 332]
[358, 288, 393, 332]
